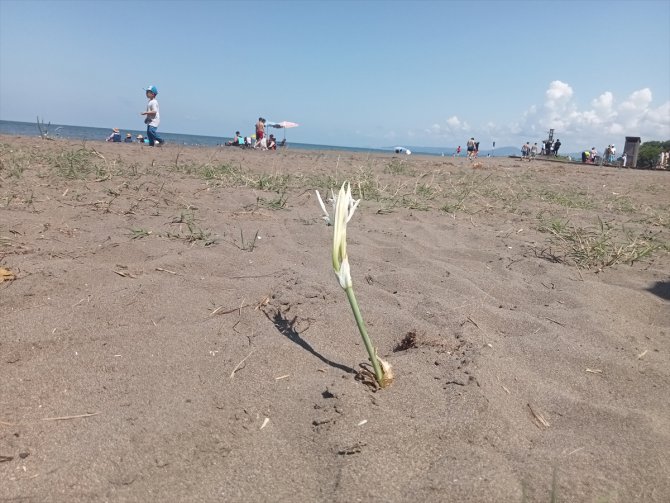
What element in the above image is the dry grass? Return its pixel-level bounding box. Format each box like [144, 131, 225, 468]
[538, 217, 665, 269]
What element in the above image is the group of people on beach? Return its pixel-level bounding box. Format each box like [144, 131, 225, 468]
[453, 138, 480, 158]
[580, 144, 627, 166]
[541, 139, 561, 156]
[225, 117, 285, 151]
[521, 142, 537, 161]
[106, 86, 286, 151]
[520, 139, 561, 160]
[106, 128, 150, 144]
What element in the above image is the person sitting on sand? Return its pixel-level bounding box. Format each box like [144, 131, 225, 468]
[137, 134, 146, 144]
[124, 133, 133, 143]
[267, 134, 276, 150]
[226, 131, 243, 146]
[106, 128, 122, 142]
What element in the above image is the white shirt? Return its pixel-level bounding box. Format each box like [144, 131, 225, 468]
[146, 98, 160, 127]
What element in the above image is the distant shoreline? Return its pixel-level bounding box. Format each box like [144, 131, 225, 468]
[0, 120, 513, 157]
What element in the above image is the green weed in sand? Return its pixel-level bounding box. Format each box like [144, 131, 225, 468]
[168, 210, 216, 246]
[538, 216, 664, 269]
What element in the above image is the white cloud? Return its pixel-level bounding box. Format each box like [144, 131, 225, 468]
[533, 83, 668, 149]
[546, 81, 574, 107]
[446, 116, 461, 128]
[422, 81, 669, 151]
[592, 91, 613, 112]
[422, 115, 470, 140]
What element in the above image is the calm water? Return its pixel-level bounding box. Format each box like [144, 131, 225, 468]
[0, 120, 398, 155]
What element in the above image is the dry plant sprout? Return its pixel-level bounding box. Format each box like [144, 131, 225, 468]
[317, 182, 393, 388]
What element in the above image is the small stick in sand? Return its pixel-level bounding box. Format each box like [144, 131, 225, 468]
[637, 349, 648, 360]
[585, 368, 603, 374]
[260, 417, 270, 430]
[210, 296, 269, 318]
[42, 412, 100, 421]
[230, 349, 256, 379]
[527, 403, 550, 428]
[545, 317, 565, 327]
[274, 375, 290, 380]
[155, 267, 177, 275]
[210, 303, 250, 316]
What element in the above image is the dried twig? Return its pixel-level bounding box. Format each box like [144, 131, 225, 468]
[527, 403, 550, 428]
[230, 349, 256, 379]
[210, 302, 252, 317]
[545, 317, 565, 327]
[42, 412, 100, 421]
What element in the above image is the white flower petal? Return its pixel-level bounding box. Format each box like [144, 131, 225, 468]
[316, 190, 332, 224]
[336, 257, 352, 289]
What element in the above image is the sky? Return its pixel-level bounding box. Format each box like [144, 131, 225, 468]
[1, 0, 669, 152]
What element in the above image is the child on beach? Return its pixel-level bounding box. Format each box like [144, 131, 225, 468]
[106, 128, 121, 142]
[140, 85, 163, 147]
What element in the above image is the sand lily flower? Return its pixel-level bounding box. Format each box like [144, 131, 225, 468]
[316, 182, 393, 388]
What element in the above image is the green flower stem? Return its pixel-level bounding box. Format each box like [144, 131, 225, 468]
[344, 285, 383, 384]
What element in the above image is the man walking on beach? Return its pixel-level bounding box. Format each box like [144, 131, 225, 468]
[141, 85, 163, 147]
[255, 118, 266, 148]
[466, 137, 476, 159]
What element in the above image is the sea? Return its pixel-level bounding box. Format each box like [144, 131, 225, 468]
[0, 120, 404, 156]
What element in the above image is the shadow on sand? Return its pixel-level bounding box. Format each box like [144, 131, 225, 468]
[647, 281, 670, 301]
[263, 308, 356, 375]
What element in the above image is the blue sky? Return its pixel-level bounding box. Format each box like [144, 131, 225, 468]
[1, 0, 668, 152]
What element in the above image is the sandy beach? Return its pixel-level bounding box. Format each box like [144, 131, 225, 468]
[1, 135, 669, 502]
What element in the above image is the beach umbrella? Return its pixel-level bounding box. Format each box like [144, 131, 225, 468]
[269, 121, 299, 141]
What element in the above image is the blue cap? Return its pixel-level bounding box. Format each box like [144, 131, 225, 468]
[145, 85, 158, 95]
